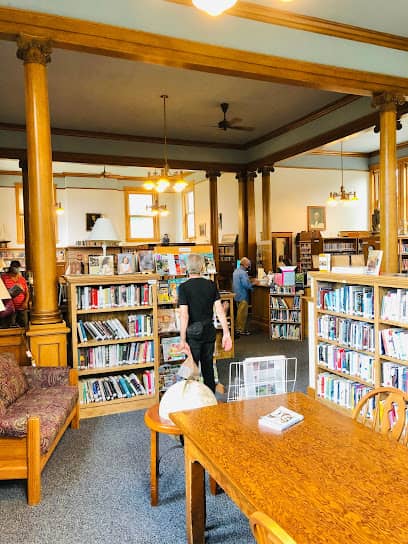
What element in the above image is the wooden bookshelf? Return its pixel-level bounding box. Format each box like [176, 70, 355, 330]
[218, 235, 238, 291]
[269, 285, 302, 341]
[311, 271, 408, 415]
[65, 274, 159, 419]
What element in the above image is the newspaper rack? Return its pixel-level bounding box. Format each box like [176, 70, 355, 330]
[227, 355, 297, 402]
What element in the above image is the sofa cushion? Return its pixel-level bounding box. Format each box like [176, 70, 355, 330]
[0, 385, 78, 454]
[0, 352, 28, 407]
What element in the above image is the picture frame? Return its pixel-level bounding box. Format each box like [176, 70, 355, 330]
[307, 206, 326, 231]
[86, 213, 101, 232]
[199, 223, 206, 237]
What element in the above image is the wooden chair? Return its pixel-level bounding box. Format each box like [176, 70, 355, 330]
[249, 511, 296, 544]
[352, 387, 408, 445]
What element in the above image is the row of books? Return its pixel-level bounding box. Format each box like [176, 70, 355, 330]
[382, 362, 408, 392]
[270, 285, 296, 295]
[155, 252, 216, 276]
[380, 288, 408, 323]
[270, 309, 301, 323]
[317, 372, 373, 411]
[317, 284, 374, 318]
[270, 323, 300, 340]
[317, 342, 375, 384]
[380, 327, 408, 360]
[270, 295, 301, 310]
[77, 318, 138, 342]
[79, 371, 154, 404]
[77, 341, 154, 368]
[76, 283, 153, 310]
[158, 363, 182, 392]
[317, 315, 375, 352]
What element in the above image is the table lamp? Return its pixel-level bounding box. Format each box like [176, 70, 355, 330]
[87, 216, 120, 257]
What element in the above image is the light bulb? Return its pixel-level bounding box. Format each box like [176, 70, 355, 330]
[156, 178, 170, 192]
[192, 0, 237, 16]
[55, 202, 64, 215]
[143, 180, 155, 190]
[173, 179, 188, 192]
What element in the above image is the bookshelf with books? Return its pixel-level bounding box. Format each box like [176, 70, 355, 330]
[311, 272, 408, 416]
[218, 234, 238, 290]
[296, 231, 323, 272]
[66, 274, 159, 419]
[269, 285, 302, 341]
[398, 235, 408, 273]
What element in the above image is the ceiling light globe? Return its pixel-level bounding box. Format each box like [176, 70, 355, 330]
[143, 180, 155, 190]
[173, 180, 188, 192]
[156, 178, 170, 192]
[192, 0, 237, 16]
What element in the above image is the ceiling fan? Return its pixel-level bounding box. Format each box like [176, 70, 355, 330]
[217, 102, 254, 132]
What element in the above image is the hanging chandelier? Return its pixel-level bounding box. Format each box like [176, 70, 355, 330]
[146, 201, 170, 217]
[143, 95, 188, 194]
[327, 142, 359, 206]
[192, 0, 237, 16]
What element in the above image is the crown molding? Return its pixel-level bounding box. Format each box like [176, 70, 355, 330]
[167, 0, 408, 52]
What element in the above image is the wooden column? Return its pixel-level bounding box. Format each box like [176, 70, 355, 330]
[19, 157, 31, 271]
[236, 171, 248, 259]
[372, 92, 405, 273]
[17, 35, 68, 366]
[258, 166, 274, 241]
[206, 170, 221, 272]
[247, 170, 257, 267]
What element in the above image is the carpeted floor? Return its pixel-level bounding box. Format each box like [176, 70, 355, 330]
[0, 332, 309, 544]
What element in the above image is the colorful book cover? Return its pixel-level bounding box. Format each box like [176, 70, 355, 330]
[138, 250, 155, 273]
[88, 255, 101, 275]
[117, 253, 136, 274]
[161, 336, 185, 362]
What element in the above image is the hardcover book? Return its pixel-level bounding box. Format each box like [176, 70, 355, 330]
[258, 405, 304, 432]
[366, 249, 383, 276]
[138, 250, 155, 273]
[117, 253, 136, 274]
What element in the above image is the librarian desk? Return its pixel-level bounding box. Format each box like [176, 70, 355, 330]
[171, 392, 408, 544]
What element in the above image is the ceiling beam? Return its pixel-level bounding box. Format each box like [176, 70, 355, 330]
[0, 7, 407, 96]
[167, 0, 408, 52]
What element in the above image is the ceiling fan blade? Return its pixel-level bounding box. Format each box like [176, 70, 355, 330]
[228, 117, 243, 125]
[228, 125, 255, 131]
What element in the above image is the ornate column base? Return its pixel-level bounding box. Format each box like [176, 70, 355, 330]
[26, 321, 70, 367]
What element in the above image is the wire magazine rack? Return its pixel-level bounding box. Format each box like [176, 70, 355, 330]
[227, 356, 298, 402]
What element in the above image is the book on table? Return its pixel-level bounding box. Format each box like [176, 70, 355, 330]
[258, 405, 304, 432]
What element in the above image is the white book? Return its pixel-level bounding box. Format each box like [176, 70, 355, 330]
[258, 405, 304, 432]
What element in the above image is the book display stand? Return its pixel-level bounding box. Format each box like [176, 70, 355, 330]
[66, 274, 160, 419]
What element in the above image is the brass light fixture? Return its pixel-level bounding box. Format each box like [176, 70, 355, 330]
[55, 202, 64, 215]
[327, 142, 359, 207]
[143, 95, 187, 197]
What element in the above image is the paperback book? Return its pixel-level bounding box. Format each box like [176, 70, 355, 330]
[117, 253, 136, 274]
[258, 405, 304, 432]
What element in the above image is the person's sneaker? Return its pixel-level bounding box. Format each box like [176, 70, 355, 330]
[240, 330, 251, 335]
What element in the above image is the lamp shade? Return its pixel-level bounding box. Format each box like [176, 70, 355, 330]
[88, 217, 119, 242]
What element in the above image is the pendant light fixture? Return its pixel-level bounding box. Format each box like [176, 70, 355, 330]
[192, 0, 237, 16]
[327, 142, 359, 207]
[143, 95, 187, 196]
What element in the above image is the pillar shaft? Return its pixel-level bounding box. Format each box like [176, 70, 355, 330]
[17, 36, 60, 324]
[373, 92, 405, 273]
[259, 167, 273, 241]
[19, 157, 31, 271]
[236, 171, 248, 259]
[246, 171, 257, 267]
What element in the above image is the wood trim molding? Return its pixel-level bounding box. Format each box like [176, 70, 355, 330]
[0, 7, 407, 96]
[167, 0, 408, 52]
[244, 95, 360, 149]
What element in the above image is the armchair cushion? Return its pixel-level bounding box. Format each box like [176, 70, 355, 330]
[0, 385, 78, 454]
[22, 366, 70, 389]
[0, 352, 28, 407]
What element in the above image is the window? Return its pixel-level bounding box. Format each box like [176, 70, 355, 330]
[15, 183, 24, 244]
[125, 189, 158, 241]
[183, 190, 195, 239]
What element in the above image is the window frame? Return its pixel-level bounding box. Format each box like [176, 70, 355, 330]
[124, 188, 159, 242]
[183, 189, 195, 240]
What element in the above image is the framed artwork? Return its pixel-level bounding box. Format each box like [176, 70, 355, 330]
[86, 213, 101, 231]
[307, 206, 326, 231]
[199, 223, 206, 237]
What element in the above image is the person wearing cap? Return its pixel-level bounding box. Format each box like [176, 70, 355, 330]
[1, 260, 29, 328]
[232, 257, 258, 336]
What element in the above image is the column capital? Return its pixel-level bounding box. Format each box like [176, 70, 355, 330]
[16, 35, 52, 65]
[205, 170, 221, 179]
[372, 91, 405, 112]
[247, 170, 257, 182]
[236, 170, 257, 182]
[257, 166, 275, 175]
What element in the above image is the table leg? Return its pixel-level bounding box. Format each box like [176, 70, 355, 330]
[150, 428, 159, 506]
[184, 440, 205, 544]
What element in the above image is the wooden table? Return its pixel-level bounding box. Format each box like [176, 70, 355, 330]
[170, 393, 408, 544]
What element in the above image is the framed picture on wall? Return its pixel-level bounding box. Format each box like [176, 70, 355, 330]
[307, 206, 326, 231]
[86, 213, 101, 231]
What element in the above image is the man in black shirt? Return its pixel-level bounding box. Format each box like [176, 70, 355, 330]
[178, 254, 232, 392]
